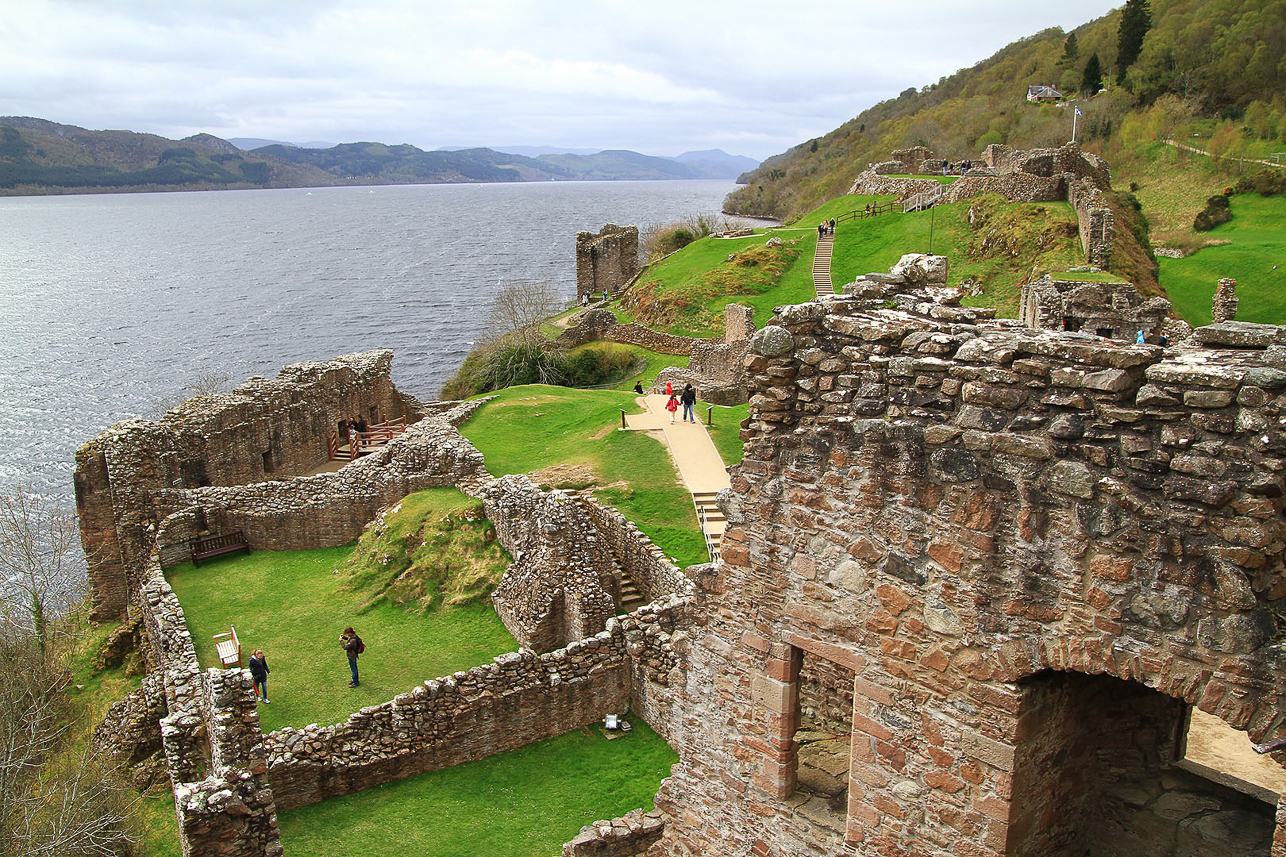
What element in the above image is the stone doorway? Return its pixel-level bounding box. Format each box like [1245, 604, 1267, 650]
[790, 648, 855, 835]
[1007, 670, 1276, 857]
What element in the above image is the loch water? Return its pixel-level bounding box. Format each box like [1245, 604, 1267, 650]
[0, 180, 738, 499]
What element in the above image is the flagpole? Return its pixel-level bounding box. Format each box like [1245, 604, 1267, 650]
[1072, 105, 1079, 143]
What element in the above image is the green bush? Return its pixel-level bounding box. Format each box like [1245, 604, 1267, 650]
[440, 342, 640, 399]
[1194, 194, 1233, 232]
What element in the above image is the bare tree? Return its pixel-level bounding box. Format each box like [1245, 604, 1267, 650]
[0, 488, 83, 654]
[0, 488, 134, 857]
[481, 279, 563, 347]
[144, 369, 233, 419]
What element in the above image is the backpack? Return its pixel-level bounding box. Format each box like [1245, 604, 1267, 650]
[356, 636, 365, 655]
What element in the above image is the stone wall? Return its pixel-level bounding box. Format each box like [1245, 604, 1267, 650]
[576, 494, 694, 606]
[150, 419, 488, 566]
[563, 808, 665, 857]
[1067, 177, 1115, 270]
[577, 224, 640, 302]
[1019, 275, 1171, 341]
[649, 298, 1286, 857]
[75, 351, 420, 621]
[264, 636, 631, 811]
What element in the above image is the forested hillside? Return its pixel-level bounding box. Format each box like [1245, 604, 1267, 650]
[728, 0, 1286, 224]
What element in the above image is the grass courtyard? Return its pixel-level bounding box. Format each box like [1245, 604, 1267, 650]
[166, 514, 518, 732]
[276, 721, 677, 857]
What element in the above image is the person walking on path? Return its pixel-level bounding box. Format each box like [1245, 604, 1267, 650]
[681, 384, 697, 423]
[665, 380, 673, 397]
[341, 626, 363, 687]
[666, 395, 679, 424]
[249, 649, 270, 703]
[633, 381, 644, 394]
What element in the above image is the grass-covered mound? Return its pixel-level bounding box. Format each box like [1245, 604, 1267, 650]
[460, 385, 707, 567]
[616, 231, 816, 337]
[277, 720, 678, 857]
[1159, 194, 1286, 327]
[343, 489, 510, 613]
[166, 541, 517, 731]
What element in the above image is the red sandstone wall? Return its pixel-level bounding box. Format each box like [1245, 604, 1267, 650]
[652, 303, 1286, 857]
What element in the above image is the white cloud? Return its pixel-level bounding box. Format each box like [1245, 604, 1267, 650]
[0, 0, 1123, 159]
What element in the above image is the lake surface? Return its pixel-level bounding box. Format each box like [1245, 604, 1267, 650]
[0, 180, 738, 499]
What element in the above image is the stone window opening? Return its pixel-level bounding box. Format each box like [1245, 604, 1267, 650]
[1178, 706, 1286, 807]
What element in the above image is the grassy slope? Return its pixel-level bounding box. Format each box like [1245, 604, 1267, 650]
[460, 386, 706, 567]
[618, 231, 817, 336]
[829, 197, 1084, 317]
[166, 543, 517, 731]
[707, 403, 750, 468]
[277, 721, 677, 857]
[1158, 194, 1286, 327]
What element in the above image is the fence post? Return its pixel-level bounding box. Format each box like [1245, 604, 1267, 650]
[620, 409, 627, 429]
[706, 406, 714, 427]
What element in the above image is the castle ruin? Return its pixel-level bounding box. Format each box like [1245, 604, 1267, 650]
[577, 223, 640, 302]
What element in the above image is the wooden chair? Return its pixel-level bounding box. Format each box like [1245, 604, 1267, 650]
[214, 625, 241, 668]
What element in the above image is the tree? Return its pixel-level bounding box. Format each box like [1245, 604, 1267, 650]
[0, 488, 82, 654]
[1082, 52, 1104, 95]
[0, 488, 134, 857]
[1060, 32, 1080, 65]
[475, 280, 567, 391]
[1117, 0, 1152, 83]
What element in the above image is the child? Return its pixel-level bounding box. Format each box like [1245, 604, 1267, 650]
[249, 649, 270, 703]
[666, 395, 679, 424]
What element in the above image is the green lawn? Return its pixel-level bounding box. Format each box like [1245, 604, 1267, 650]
[1159, 194, 1286, 327]
[277, 721, 677, 857]
[166, 541, 517, 731]
[706, 403, 750, 468]
[461, 385, 706, 567]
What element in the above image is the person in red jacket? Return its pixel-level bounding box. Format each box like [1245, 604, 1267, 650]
[665, 395, 679, 424]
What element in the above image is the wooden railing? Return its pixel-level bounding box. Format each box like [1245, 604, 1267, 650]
[328, 417, 409, 461]
[835, 201, 900, 225]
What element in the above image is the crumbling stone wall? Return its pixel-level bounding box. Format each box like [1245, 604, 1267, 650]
[650, 300, 1286, 857]
[1020, 275, 1170, 341]
[575, 494, 694, 606]
[150, 419, 488, 566]
[850, 143, 1116, 271]
[75, 351, 421, 621]
[577, 224, 639, 302]
[655, 304, 756, 405]
[563, 808, 665, 857]
[1214, 277, 1240, 323]
[481, 476, 621, 652]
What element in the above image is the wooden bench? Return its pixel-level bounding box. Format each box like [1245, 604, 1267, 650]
[190, 530, 251, 567]
[214, 625, 241, 668]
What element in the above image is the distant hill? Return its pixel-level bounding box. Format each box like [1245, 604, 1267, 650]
[0, 118, 758, 195]
[228, 137, 339, 151]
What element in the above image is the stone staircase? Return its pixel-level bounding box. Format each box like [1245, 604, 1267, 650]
[618, 571, 645, 613]
[813, 233, 834, 297]
[694, 491, 726, 561]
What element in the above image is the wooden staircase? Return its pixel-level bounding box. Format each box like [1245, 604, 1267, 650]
[813, 233, 834, 297]
[693, 491, 726, 561]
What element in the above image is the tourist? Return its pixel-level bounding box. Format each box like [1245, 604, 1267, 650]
[666, 394, 679, 424]
[581, 293, 588, 307]
[1136, 329, 1146, 344]
[341, 626, 363, 687]
[829, 217, 836, 235]
[248, 649, 270, 703]
[347, 421, 359, 456]
[1159, 333, 1170, 347]
[665, 380, 673, 397]
[602, 289, 609, 303]
[681, 384, 697, 423]
[355, 415, 368, 435]
[633, 381, 644, 394]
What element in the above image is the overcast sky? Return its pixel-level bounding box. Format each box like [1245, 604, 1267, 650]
[3, 1, 1122, 161]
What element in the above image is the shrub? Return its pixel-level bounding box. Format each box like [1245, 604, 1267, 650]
[639, 214, 734, 263]
[1193, 194, 1233, 231]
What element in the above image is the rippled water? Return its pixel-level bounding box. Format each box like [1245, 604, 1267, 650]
[0, 180, 737, 498]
